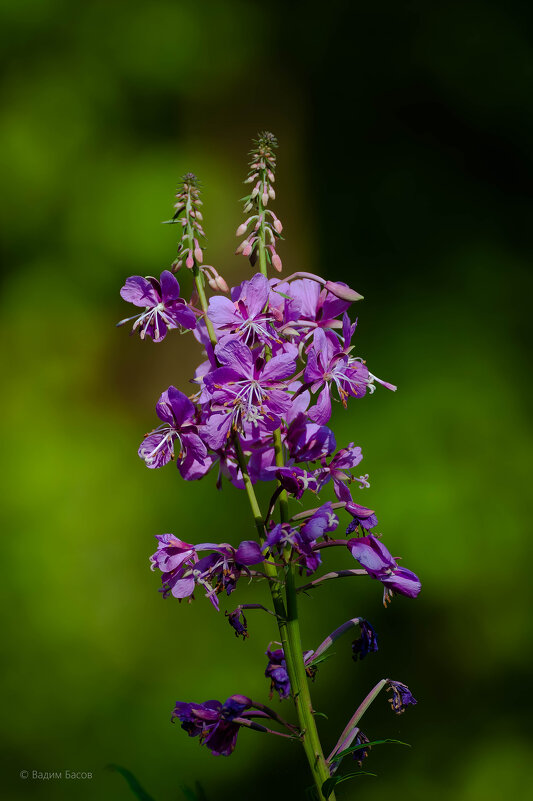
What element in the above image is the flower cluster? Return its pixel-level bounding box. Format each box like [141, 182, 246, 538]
[117, 136, 420, 791]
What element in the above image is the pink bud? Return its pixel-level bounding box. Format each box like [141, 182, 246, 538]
[196, 210, 203, 221]
[268, 186, 275, 199]
[243, 202, 253, 214]
[273, 217, 283, 233]
[325, 281, 364, 302]
[208, 277, 218, 291]
[194, 247, 203, 263]
[236, 222, 248, 237]
[251, 182, 260, 198]
[267, 170, 275, 182]
[186, 252, 194, 269]
[242, 241, 252, 257]
[215, 275, 229, 293]
[272, 253, 282, 272]
[262, 192, 269, 206]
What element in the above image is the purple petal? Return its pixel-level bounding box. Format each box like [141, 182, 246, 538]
[120, 275, 160, 307]
[166, 386, 195, 427]
[348, 535, 396, 573]
[244, 273, 270, 317]
[160, 270, 181, 304]
[235, 540, 264, 565]
[382, 567, 421, 599]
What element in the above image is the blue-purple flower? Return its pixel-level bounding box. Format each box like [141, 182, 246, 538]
[118, 270, 196, 341]
[386, 680, 417, 714]
[347, 535, 421, 603]
[351, 619, 378, 661]
[172, 694, 253, 756]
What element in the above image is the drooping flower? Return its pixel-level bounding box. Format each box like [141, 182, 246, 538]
[265, 645, 291, 699]
[347, 535, 421, 603]
[226, 607, 249, 639]
[150, 536, 263, 610]
[172, 694, 253, 756]
[386, 680, 417, 714]
[265, 645, 315, 700]
[118, 270, 196, 341]
[345, 502, 379, 534]
[285, 413, 336, 463]
[138, 386, 207, 477]
[351, 619, 378, 661]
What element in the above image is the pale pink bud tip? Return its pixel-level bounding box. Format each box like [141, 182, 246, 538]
[272, 254, 283, 272]
[216, 275, 229, 293]
[273, 219, 283, 233]
[194, 247, 203, 263]
[325, 281, 364, 302]
[242, 241, 252, 257]
[262, 193, 269, 206]
[186, 253, 194, 269]
[236, 223, 248, 237]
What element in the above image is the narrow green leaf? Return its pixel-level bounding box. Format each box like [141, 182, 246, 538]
[322, 771, 376, 798]
[180, 783, 209, 801]
[332, 738, 410, 762]
[106, 764, 156, 801]
[313, 711, 329, 720]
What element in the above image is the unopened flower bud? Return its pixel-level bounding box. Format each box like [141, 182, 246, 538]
[194, 247, 203, 263]
[267, 170, 275, 182]
[272, 253, 282, 272]
[215, 274, 229, 293]
[262, 192, 269, 206]
[186, 252, 194, 269]
[236, 222, 248, 237]
[251, 183, 260, 199]
[272, 216, 283, 233]
[242, 241, 252, 257]
[268, 186, 275, 199]
[325, 281, 364, 302]
[243, 202, 253, 213]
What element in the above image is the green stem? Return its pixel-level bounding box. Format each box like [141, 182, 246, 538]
[183, 191, 217, 348]
[273, 431, 333, 800]
[257, 194, 268, 277]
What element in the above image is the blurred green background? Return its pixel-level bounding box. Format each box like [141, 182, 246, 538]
[1, 0, 532, 799]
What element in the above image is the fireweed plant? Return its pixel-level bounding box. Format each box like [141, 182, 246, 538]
[117, 133, 421, 801]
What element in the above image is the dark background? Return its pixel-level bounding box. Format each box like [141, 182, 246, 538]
[1, 1, 532, 799]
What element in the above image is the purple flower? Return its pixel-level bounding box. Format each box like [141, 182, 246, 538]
[118, 270, 196, 341]
[138, 387, 207, 477]
[226, 607, 248, 639]
[265, 645, 315, 699]
[299, 502, 339, 542]
[150, 537, 263, 610]
[172, 694, 253, 756]
[207, 273, 279, 346]
[304, 328, 369, 424]
[386, 680, 417, 714]
[350, 730, 371, 766]
[345, 502, 379, 533]
[275, 466, 320, 499]
[315, 444, 364, 502]
[202, 340, 295, 449]
[285, 414, 336, 463]
[265, 646, 291, 699]
[347, 535, 421, 603]
[266, 523, 321, 575]
[351, 619, 378, 661]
